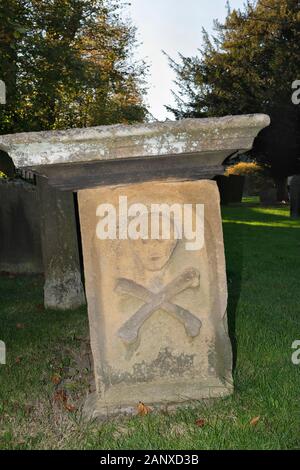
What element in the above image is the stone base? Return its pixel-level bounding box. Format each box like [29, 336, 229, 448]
[44, 269, 85, 310]
[83, 378, 233, 420]
[36, 176, 86, 310]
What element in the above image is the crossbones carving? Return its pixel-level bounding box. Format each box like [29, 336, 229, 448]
[116, 268, 202, 344]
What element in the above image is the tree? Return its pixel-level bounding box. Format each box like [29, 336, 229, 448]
[0, 0, 148, 134]
[167, 0, 300, 191]
[0, 0, 28, 133]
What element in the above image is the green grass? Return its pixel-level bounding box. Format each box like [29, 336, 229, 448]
[0, 204, 300, 450]
[242, 196, 260, 204]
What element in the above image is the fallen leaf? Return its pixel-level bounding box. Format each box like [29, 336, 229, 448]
[137, 401, 152, 416]
[15, 356, 22, 364]
[64, 402, 76, 412]
[250, 416, 260, 426]
[54, 389, 67, 403]
[195, 418, 206, 428]
[16, 323, 25, 329]
[51, 373, 61, 385]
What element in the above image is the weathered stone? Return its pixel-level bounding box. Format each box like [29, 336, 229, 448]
[36, 176, 85, 310]
[0, 179, 43, 274]
[0, 114, 270, 169]
[78, 180, 232, 418]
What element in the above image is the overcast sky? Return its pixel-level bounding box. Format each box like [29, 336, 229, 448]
[128, 0, 246, 120]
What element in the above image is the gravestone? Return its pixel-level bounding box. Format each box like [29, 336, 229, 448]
[0, 114, 270, 416]
[0, 179, 43, 274]
[79, 180, 232, 416]
[259, 187, 277, 205]
[290, 175, 300, 219]
[215, 175, 245, 205]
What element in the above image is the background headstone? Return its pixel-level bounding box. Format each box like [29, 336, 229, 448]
[0, 179, 43, 274]
[290, 175, 300, 218]
[259, 187, 277, 205]
[215, 175, 245, 205]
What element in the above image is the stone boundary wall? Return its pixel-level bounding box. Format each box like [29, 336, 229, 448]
[0, 178, 43, 273]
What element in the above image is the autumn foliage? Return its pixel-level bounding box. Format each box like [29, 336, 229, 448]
[0, 0, 148, 134]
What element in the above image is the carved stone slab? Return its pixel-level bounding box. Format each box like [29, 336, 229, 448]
[0, 114, 270, 191]
[0, 114, 270, 168]
[78, 179, 233, 418]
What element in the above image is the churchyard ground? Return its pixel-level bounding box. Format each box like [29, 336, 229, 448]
[0, 201, 299, 450]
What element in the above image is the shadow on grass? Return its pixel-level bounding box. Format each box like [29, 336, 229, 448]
[222, 204, 293, 224]
[222, 205, 300, 372]
[223, 223, 243, 371]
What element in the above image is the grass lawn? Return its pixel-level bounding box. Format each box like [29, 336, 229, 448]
[0, 203, 299, 450]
